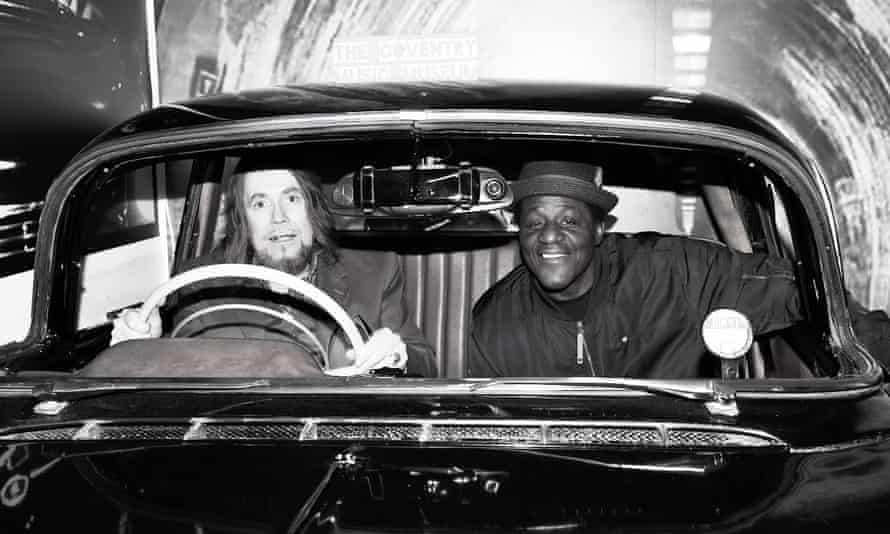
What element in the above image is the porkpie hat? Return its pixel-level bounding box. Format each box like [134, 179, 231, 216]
[512, 160, 618, 213]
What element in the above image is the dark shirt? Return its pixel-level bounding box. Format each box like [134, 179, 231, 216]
[467, 233, 802, 378]
[550, 289, 592, 322]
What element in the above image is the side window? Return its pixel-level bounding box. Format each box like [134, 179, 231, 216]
[608, 185, 719, 241]
[76, 160, 192, 330]
[82, 165, 159, 253]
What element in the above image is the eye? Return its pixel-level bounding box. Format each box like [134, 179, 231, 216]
[561, 216, 578, 227]
[524, 218, 543, 229]
[250, 198, 268, 210]
[286, 192, 302, 204]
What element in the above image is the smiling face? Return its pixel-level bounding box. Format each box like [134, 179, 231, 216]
[242, 169, 315, 274]
[518, 195, 604, 301]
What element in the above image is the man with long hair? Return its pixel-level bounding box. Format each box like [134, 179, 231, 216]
[112, 161, 436, 377]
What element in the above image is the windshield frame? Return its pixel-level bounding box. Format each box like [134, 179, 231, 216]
[9, 108, 878, 395]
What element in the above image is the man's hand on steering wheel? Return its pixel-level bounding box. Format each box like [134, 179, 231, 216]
[344, 328, 407, 372]
[111, 308, 162, 345]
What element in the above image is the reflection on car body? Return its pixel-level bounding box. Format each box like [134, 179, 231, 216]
[0, 82, 888, 532]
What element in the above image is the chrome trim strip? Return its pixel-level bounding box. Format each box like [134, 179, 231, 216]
[183, 418, 206, 440]
[299, 419, 317, 441]
[0, 201, 42, 220]
[5, 377, 880, 401]
[0, 248, 37, 260]
[39, 376, 715, 399]
[144, 0, 160, 108]
[0, 221, 38, 234]
[735, 384, 880, 400]
[0, 232, 37, 247]
[0, 417, 787, 448]
[514, 449, 719, 475]
[790, 435, 890, 454]
[72, 421, 101, 440]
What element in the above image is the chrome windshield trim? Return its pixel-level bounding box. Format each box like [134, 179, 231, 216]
[28, 108, 875, 387]
[0, 376, 879, 402]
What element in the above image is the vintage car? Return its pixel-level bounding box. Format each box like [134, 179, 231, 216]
[0, 82, 888, 532]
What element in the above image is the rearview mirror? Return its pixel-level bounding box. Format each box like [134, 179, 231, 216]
[330, 160, 512, 215]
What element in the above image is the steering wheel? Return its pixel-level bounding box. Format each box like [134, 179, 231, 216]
[137, 264, 365, 373]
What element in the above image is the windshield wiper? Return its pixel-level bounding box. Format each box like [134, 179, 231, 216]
[5, 379, 273, 401]
[468, 378, 739, 415]
[8, 377, 727, 402]
[5, 377, 742, 416]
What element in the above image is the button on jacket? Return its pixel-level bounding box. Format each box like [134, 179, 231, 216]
[467, 233, 802, 378]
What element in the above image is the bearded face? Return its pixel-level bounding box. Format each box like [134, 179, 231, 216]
[241, 170, 316, 276]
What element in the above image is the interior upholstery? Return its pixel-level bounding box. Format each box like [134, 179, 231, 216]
[402, 240, 520, 378]
[202, 166, 720, 379]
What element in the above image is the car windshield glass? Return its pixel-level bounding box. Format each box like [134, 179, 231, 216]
[65, 133, 836, 382]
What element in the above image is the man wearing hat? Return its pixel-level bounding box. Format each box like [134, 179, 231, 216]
[466, 160, 803, 378]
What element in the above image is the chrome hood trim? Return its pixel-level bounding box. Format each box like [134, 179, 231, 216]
[0, 417, 786, 449]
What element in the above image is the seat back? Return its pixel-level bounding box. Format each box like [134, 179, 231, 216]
[402, 240, 520, 378]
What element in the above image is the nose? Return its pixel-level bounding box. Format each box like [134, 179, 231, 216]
[272, 198, 289, 223]
[537, 220, 564, 243]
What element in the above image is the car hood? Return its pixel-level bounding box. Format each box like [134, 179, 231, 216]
[0, 439, 802, 533]
[0, 386, 888, 532]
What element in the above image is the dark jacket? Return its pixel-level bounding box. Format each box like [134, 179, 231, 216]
[467, 233, 802, 378]
[170, 248, 437, 377]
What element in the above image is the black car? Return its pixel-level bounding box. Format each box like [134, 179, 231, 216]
[0, 82, 887, 533]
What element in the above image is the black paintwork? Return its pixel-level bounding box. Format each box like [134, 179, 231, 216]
[0, 389, 889, 533]
[1, 389, 890, 449]
[0, 0, 151, 203]
[90, 81, 790, 154]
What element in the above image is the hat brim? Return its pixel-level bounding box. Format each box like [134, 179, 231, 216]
[511, 174, 618, 213]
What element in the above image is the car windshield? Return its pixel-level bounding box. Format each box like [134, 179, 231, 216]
[58, 130, 836, 382]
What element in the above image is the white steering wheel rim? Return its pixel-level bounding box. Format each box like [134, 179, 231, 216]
[139, 264, 364, 356]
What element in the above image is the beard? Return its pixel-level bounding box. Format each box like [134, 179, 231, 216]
[252, 243, 314, 277]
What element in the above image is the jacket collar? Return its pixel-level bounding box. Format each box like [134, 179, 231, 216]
[314, 250, 351, 309]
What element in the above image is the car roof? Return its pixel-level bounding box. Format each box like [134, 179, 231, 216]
[89, 81, 791, 152]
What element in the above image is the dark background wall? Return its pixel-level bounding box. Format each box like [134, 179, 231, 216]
[1, 0, 153, 205]
[156, 0, 890, 311]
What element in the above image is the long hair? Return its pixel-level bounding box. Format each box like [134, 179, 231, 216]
[216, 168, 338, 265]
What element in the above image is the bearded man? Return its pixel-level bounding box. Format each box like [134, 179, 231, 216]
[111, 163, 436, 377]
